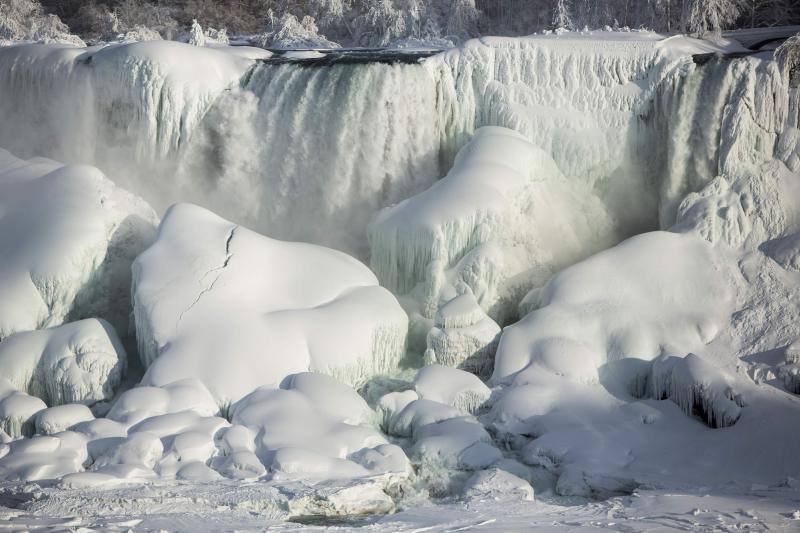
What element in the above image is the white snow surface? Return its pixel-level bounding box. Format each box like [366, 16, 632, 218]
[133, 203, 408, 406]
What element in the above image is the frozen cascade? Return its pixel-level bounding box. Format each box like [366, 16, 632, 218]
[0, 36, 795, 262]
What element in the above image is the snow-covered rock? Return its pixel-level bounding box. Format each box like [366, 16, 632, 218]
[413, 365, 491, 415]
[0, 432, 87, 481]
[106, 379, 218, 427]
[0, 319, 126, 406]
[34, 404, 94, 435]
[0, 149, 157, 339]
[229, 375, 410, 480]
[462, 468, 534, 502]
[0, 389, 46, 438]
[369, 126, 615, 325]
[492, 231, 737, 384]
[133, 203, 408, 405]
[424, 293, 500, 376]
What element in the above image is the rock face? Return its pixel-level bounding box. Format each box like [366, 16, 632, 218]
[0, 148, 158, 340]
[0, 319, 127, 407]
[133, 203, 409, 406]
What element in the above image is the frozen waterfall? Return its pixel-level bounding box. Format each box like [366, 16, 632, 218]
[0, 36, 795, 261]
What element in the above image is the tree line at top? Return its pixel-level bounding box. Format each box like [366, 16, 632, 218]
[4, 0, 800, 48]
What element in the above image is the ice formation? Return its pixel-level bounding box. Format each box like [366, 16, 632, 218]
[424, 292, 500, 376]
[0, 148, 157, 340]
[0, 318, 126, 406]
[0, 384, 46, 438]
[412, 364, 491, 415]
[133, 203, 408, 406]
[370, 126, 616, 325]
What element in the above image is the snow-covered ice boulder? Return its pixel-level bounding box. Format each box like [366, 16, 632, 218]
[133, 203, 408, 405]
[413, 365, 491, 415]
[229, 374, 411, 480]
[492, 231, 737, 384]
[369, 126, 615, 325]
[462, 468, 534, 502]
[34, 404, 94, 435]
[424, 293, 500, 377]
[0, 390, 46, 438]
[674, 163, 800, 249]
[383, 397, 502, 471]
[0, 149, 157, 339]
[106, 379, 218, 427]
[0, 319, 126, 406]
[0, 432, 88, 481]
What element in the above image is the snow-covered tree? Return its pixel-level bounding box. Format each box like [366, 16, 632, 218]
[188, 18, 205, 46]
[0, 0, 84, 45]
[256, 12, 340, 49]
[684, 0, 739, 36]
[446, 0, 481, 41]
[552, 0, 574, 30]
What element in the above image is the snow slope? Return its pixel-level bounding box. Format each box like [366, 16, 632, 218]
[133, 203, 408, 406]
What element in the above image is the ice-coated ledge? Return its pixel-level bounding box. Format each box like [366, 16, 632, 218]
[133, 203, 408, 406]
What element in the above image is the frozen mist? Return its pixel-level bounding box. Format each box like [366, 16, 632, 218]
[0, 20, 799, 533]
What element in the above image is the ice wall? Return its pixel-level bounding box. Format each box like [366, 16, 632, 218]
[0, 35, 795, 261]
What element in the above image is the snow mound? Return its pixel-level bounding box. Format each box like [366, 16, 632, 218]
[424, 293, 500, 377]
[133, 203, 408, 405]
[462, 468, 534, 502]
[0, 318, 126, 406]
[230, 374, 411, 480]
[675, 163, 800, 249]
[0, 432, 87, 481]
[383, 396, 502, 471]
[369, 126, 616, 326]
[413, 365, 491, 415]
[0, 388, 46, 438]
[106, 379, 218, 427]
[648, 354, 745, 428]
[0, 149, 157, 339]
[35, 404, 94, 435]
[492, 231, 737, 384]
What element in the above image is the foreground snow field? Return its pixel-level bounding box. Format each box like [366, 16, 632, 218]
[0, 29, 799, 530]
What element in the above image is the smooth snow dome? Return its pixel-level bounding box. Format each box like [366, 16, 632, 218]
[133, 203, 408, 405]
[493, 231, 737, 383]
[0, 318, 126, 406]
[0, 148, 157, 339]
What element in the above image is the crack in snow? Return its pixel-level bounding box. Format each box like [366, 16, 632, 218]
[176, 225, 237, 331]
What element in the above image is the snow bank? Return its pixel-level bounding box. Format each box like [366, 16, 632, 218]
[0, 149, 157, 339]
[413, 365, 490, 415]
[493, 231, 736, 384]
[133, 204, 408, 406]
[370, 126, 615, 325]
[0, 319, 126, 406]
